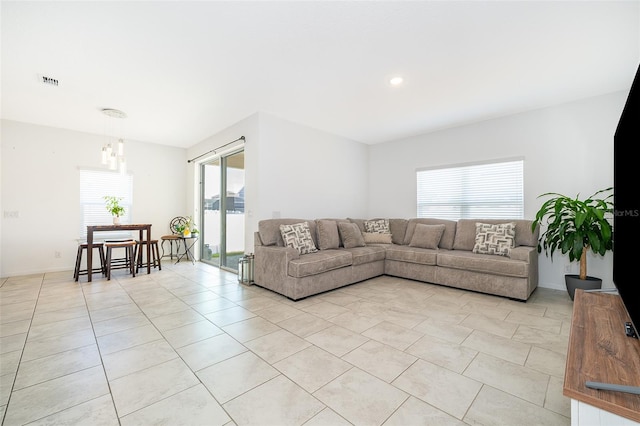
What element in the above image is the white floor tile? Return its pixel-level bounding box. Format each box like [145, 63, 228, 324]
[0, 264, 574, 426]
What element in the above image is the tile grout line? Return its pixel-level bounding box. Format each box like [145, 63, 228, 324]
[79, 273, 124, 425]
[110, 271, 246, 423]
[1, 274, 44, 425]
[2, 268, 575, 425]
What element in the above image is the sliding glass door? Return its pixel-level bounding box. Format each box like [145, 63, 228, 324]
[200, 150, 245, 272]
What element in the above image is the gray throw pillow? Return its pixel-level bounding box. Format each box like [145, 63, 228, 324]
[472, 222, 516, 257]
[409, 224, 446, 249]
[279, 222, 318, 255]
[316, 220, 340, 250]
[338, 222, 365, 248]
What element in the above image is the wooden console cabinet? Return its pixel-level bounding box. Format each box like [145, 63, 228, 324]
[565, 290, 640, 425]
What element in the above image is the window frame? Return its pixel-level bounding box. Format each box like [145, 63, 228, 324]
[79, 168, 134, 240]
[416, 157, 524, 221]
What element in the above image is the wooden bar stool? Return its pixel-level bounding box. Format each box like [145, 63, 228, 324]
[136, 239, 161, 273]
[74, 242, 106, 282]
[161, 234, 182, 259]
[104, 240, 137, 280]
[104, 239, 136, 269]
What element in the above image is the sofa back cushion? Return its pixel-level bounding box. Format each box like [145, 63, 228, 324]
[347, 218, 366, 233]
[318, 218, 352, 247]
[388, 219, 408, 245]
[404, 218, 457, 249]
[338, 222, 365, 248]
[316, 219, 340, 250]
[258, 219, 318, 247]
[409, 223, 446, 249]
[453, 219, 538, 251]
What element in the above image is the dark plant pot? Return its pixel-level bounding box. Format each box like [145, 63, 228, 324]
[565, 274, 602, 301]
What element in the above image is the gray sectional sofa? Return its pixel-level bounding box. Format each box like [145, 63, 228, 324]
[253, 217, 539, 302]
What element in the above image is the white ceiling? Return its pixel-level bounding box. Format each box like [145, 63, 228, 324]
[2, 1, 639, 148]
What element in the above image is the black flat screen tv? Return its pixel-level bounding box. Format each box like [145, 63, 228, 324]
[613, 62, 640, 339]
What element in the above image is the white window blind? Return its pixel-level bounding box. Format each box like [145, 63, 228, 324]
[417, 159, 524, 221]
[79, 169, 133, 240]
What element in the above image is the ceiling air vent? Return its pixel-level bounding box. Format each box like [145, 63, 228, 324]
[38, 74, 59, 87]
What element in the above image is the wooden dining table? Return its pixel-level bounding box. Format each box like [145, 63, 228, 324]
[86, 224, 152, 282]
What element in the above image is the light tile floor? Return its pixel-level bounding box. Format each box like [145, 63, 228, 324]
[0, 262, 573, 425]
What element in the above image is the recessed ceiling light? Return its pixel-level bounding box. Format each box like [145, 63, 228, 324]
[390, 76, 403, 86]
[101, 108, 127, 119]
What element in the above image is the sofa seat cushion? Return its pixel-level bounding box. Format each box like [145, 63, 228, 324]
[288, 250, 353, 278]
[342, 246, 386, 266]
[437, 250, 529, 278]
[385, 245, 437, 266]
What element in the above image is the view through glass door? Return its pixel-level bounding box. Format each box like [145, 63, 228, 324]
[200, 150, 245, 272]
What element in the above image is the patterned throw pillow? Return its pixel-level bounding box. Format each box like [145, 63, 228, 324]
[279, 222, 318, 255]
[364, 219, 391, 234]
[472, 222, 516, 257]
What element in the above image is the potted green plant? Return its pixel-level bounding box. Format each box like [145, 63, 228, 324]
[104, 196, 125, 225]
[174, 216, 198, 237]
[531, 187, 613, 300]
[188, 216, 198, 237]
[183, 216, 199, 237]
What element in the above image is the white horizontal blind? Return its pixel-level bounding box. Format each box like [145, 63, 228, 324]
[79, 169, 133, 240]
[417, 159, 524, 221]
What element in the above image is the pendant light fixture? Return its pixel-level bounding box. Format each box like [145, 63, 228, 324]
[100, 108, 127, 174]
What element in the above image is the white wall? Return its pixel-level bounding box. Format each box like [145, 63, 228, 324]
[256, 113, 369, 222]
[1, 92, 626, 285]
[187, 112, 370, 255]
[186, 113, 260, 259]
[0, 120, 187, 277]
[368, 92, 626, 291]
[1, 110, 368, 276]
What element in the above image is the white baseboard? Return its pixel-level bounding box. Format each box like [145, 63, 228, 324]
[537, 281, 566, 291]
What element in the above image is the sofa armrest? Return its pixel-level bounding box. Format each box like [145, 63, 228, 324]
[254, 244, 300, 286]
[510, 246, 535, 262]
[510, 246, 539, 294]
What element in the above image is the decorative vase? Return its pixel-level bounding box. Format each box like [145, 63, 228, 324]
[565, 274, 602, 301]
[113, 216, 120, 225]
[183, 228, 191, 237]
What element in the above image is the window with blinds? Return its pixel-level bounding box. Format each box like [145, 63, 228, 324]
[416, 158, 524, 221]
[79, 169, 133, 240]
